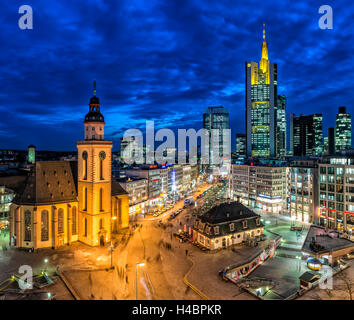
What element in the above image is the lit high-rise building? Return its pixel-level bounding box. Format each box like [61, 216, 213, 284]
[276, 94, 287, 157]
[246, 24, 277, 157]
[235, 133, 246, 156]
[203, 106, 230, 165]
[291, 114, 323, 156]
[335, 106, 351, 152]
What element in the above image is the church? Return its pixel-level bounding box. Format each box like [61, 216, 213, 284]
[9, 82, 130, 249]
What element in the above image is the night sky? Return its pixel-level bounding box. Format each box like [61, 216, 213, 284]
[0, 0, 352, 151]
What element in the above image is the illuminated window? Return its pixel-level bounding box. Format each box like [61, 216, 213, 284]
[41, 210, 49, 241]
[24, 210, 31, 242]
[58, 209, 64, 234]
[72, 206, 77, 235]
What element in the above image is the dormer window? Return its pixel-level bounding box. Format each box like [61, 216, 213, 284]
[256, 218, 260, 226]
[214, 226, 220, 235]
[242, 220, 248, 229]
[230, 223, 235, 232]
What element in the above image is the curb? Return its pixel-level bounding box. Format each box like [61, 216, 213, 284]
[183, 256, 209, 300]
[56, 268, 81, 300]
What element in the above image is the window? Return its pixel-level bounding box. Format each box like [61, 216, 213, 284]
[72, 207, 77, 235]
[24, 210, 31, 242]
[242, 220, 248, 229]
[99, 218, 103, 230]
[214, 226, 220, 235]
[100, 188, 103, 211]
[328, 167, 334, 174]
[82, 151, 88, 180]
[229, 223, 235, 232]
[84, 218, 87, 237]
[256, 217, 260, 226]
[41, 210, 49, 241]
[84, 188, 87, 211]
[58, 209, 64, 234]
[99, 151, 106, 180]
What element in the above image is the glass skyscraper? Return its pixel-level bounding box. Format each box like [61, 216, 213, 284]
[235, 133, 246, 156]
[291, 114, 323, 156]
[276, 94, 287, 157]
[336, 106, 351, 152]
[203, 106, 230, 165]
[246, 24, 277, 157]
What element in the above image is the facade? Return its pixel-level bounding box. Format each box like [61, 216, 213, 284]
[246, 25, 277, 157]
[203, 106, 230, 165]
[0, 186, 14, 230]
[9, 83, 129, 249]
[276, 95, 287, 157]
[335, 106, 351, 152]
[236, 133, 246, 157]
[289, 160, 319, 224]
[193, 201, 263, 250]
[317, 155, 354, 237]
[231, 164, 288, 214]
[117, 177, 148, 219]
[291, 114, 323, 156]
[323, 136, 329, 155]
[328, 127, 335, 155]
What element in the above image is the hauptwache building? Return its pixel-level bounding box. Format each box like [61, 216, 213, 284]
[9, 83, 129, 249]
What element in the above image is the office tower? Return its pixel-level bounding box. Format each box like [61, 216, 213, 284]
[236, 133, 246, 156]
[203, 106, 230, 165]
[27, 144, 36, 164]
[324, 136, 328, 155]
[289, 113, 295, 155]
[292, 114, 323, 156]
[246, 24, 277, 157]
[336, 106, 351, 152]
[276, 95, 287, 157]
[328, 127, 335, 155]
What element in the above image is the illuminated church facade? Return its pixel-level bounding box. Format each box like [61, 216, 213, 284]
[9, 82, 129, 249]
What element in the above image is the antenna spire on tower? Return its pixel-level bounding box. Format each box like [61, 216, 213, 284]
[263, 23, 265, 41]
[93, 79, 96, 96]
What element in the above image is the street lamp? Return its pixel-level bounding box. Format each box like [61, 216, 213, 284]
[136, 262, 145, 300]
[44, 258, 48, 273]
[110, 216, 117, 270]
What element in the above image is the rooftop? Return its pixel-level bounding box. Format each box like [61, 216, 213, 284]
[302, 225, 354, 255]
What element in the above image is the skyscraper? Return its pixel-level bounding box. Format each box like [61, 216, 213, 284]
[203, 106, 230, 165]
[335, 106, 351, 152]
[236, 133, 246, 156]
[292, 114, 323, 156]
[276, 94, 287, 157]
[328, 127, 335, 155]
[246, 24, 277, 157]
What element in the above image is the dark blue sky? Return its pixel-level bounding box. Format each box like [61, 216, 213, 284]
[0, 0, 352, 151]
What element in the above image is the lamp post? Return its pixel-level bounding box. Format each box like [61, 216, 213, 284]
[44, 258, 48, 273]
[110, 216, 117, 270]
[136, 262, 145, 300]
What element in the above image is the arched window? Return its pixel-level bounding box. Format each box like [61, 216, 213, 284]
[58, 209, 64, 234]
[84, 218, 87, 237]
[41, 210, 49, 241]
[84, 188, 87, 211]
[100, 188, 103, 211]
[99, 151, 106, 180]
[82, 151, 88, 180]
[72, 206, 77, 235]
[24, 210, 32, 241]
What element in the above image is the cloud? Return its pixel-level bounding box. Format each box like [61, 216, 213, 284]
[0, 0, 352, 150]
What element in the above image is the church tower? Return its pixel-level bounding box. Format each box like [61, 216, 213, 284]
[77, 81, 113, 246]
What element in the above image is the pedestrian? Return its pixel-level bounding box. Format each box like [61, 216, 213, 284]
[185, 249, 188, 256]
